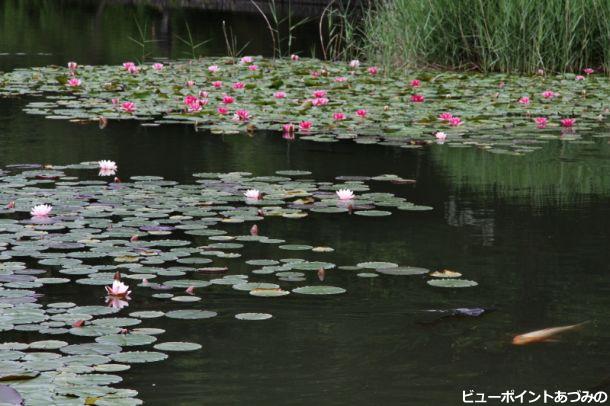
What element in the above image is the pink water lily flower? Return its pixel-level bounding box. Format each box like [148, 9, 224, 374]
[212, 81, 223, 88]
[299, 121, 313, 131]
[111, 98, 119, 106]
[312, 90, 327, 98]
[311, 97, 329, 106]
[410, 79, 421, 87]
[152, 63, 164, 71]
[448, 117, 463, 126]
[356, 109, 367, 118]
[106, 296, 129, 310]
[518, 96, 530, 105]
[335, 76, 347, 82]
[244, 189, 261, 200]
[98, 160, 118, 171]
[233, 109, 250, 121]
[349, 59, 360, 68]
[575, 75, 585, 81]
[187, 102, 202, 113]
[184, 95, 198, 105]
[199, 90, 209, 99]
[411, 94, 425, 103]
[290, 54, 299, 61]
[121, 102, 136, 113]
[99, 168, 116, 177]
[273, 91, 286, 99]
[217, 107, 229, 115]
[537, 69, 545, 75]
[542, 90, 556, 99]
[233, 82, 245, 89]
[584, 68, 594, 75]
[208, 65, 220, 72]
[241, 56, 253, 64]
[333, 112, 346, 121]
[368, 66, 378, 75]
[435, 131, 447, 142]
[311, 70, 321, 78]
[67, 78, 81, 87]
[67, 61, 78, 71]
[560, 118, 576, 128]
[122, 61, 135, 70]
[336, 189, 355, 200]
[127, 65, 139, 74]
[534, 117, 548, 129]
[186, 80, 195, 87]
[30, 204, 52, 217]
[105, 280, 131, 298]
[222, 95, 235, 104]
[282, 123, 295, 133]
[438, 112, 453, 121]
[247, 65, 258, 71]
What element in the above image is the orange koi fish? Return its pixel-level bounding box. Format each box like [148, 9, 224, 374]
[512, 322, 588, 345]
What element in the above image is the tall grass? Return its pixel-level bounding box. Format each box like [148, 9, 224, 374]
[360, 0, 609, 73]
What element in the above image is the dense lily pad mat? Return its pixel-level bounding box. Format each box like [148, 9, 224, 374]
[1, 57, 608, 154]
[0, 162, 478, 403]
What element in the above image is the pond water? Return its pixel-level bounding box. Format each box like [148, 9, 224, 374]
[1, 1, 610, 405]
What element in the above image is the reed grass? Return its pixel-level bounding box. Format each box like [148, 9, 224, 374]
[360, 0, 609, 73]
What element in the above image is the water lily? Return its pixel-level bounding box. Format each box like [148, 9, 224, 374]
[232, 82, 245, 89]
[349, 59, 360, 68]
[560, 118, 575, 128]
[184, 95, 198, 105]
[282, 123, 295, 133]
[152, 63, 164, 71]
[313, 90, 327, 98]
[67, 78, 81, 87]
[336, 189, 355, 200]
[518, 96, 530, 105]
[448, 117, 463, 126]
[198, 90, 209, 99]
[30, 204, 52, 217]
[410, 79, 421, 87]
[274, 91, 286, 99]
[105, 279, 131, 298]
[212, 81, 223, 88]
[127, 65, 139, 74]
[233, 109, 250, 121]
[542, 90, 556, 99]
[435, 131, 447, 142]
[106, 296, 129, 310]
[534, 117, 548, 129]
[575, 75, 585, 81]
[208, 65, 219, 72]
[250, 224, 259, 236]
[98, 160, 118, 171]
[584, 68, 594, 74]
[122, 61, 135, 70]
[222, 95, 234, 104]
[247, 65, 258, 71]
[333, 112, 346, 121]
[244, 189, 261, 200]
[367, 66, 378, 75]
[410, 94, 425, 103]
[311, 97, 329, 106]
[537, 69, 545, 75]
[438, 112, 453, 121]
[121, 102, 136, 113]
[217, 107, 229, 115]
[186, 80, 195, 87]
[335, 76, 347, 82]
[299, 121, 313, 131]
[311, 70, 321, 77]
[356, 109, 367, 118]
[290, 54, 299, 61]
[67, 61, 77, 71]
[240, 56, 253, 64]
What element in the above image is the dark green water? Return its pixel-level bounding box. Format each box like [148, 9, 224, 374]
[1, 1, 610, 405]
